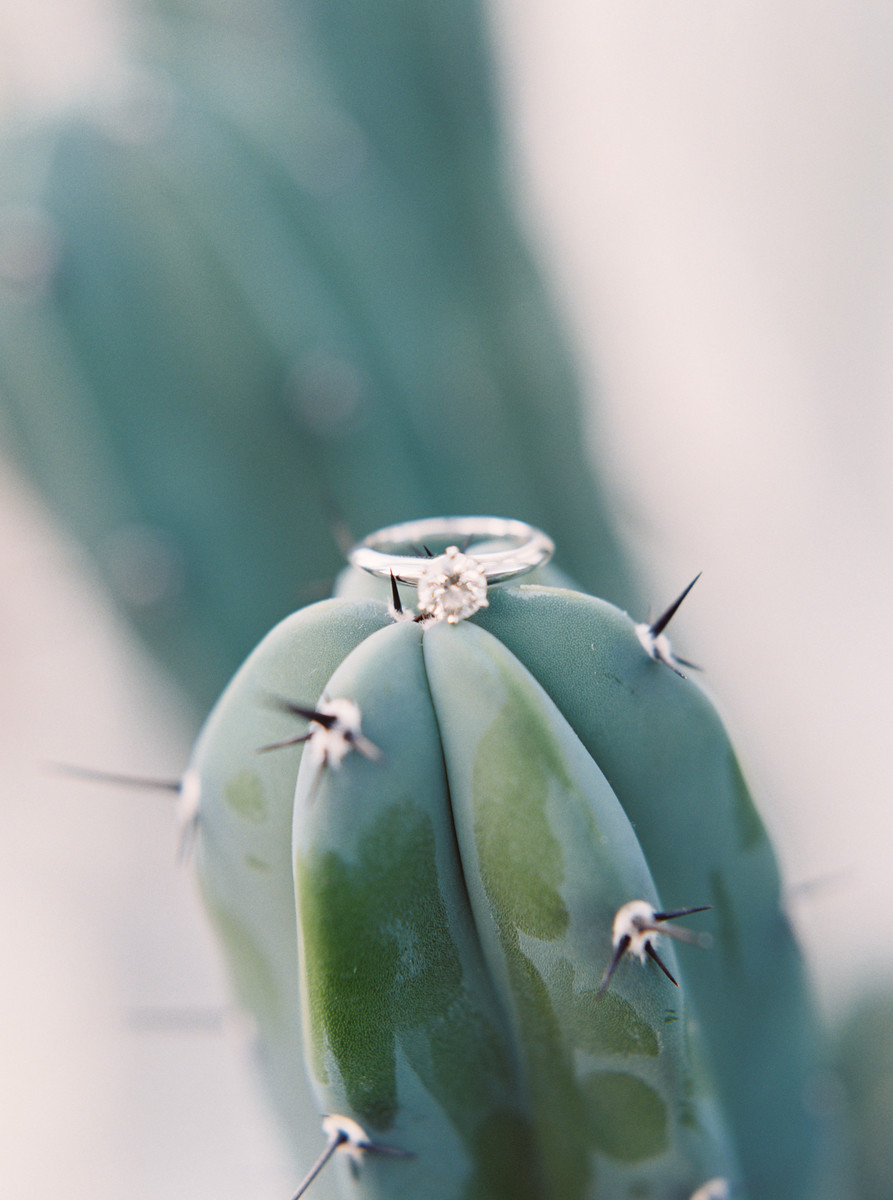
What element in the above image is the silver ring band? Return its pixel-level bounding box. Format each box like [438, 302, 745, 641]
[348, 516, 554, 584]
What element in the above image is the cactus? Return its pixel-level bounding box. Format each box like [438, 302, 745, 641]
[187, 530, 827, 1200]
[832, 992, 893, 1200]
[0, 0, 637, 710]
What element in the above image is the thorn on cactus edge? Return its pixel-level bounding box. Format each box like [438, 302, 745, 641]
[44, 760, 199, 861]
[595, 899, 712, 999]
[291, 1114, 413, 1199]
[387, 570, 425, 623]
[635, 572, 702, 677]
[44, 761, 182, 792]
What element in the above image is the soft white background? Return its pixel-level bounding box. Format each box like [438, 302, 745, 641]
[2, 1, 892, 1196]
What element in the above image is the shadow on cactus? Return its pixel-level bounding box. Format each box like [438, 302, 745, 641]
[181, 517, 830, 1200]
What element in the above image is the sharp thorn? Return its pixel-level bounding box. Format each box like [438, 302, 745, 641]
[595, 934, 631, 999]
[673, 656, 703, 672]
[389, 570, 403, 614]
[291, 1130, 348, 1200]
[291, 1114, 412, 1194]
[255, 733, 313, 754]
[44, 762, 182, 793]
[652, 907, 712, 948]
[650, 572, 702, 637]
[263, 696, 339, 729]
[645, 941, 679, 986]
[654, 905, 712, 922]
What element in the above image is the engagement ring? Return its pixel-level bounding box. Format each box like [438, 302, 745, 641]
[348, 516, 554, 623]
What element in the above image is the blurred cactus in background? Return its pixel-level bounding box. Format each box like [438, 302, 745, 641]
[0, 0, 636, 710]
[832, 994, 893, 1200]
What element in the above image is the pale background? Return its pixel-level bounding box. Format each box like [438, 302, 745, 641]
[2, 1, 892, 1196]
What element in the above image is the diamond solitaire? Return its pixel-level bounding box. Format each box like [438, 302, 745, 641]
[416, 546, 489, 623]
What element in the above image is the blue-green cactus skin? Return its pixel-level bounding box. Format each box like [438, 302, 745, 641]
[186, 579, 837, 1199]
[332, 570, 824, 1191]
[294, 621, 543, 1200]
[473, 587, 823, 1200]
[189, 597, 391, 1198]
[294, 620, 737, 1199]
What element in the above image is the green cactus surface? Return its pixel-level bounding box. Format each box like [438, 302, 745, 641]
[188, 567, 827, 1200]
